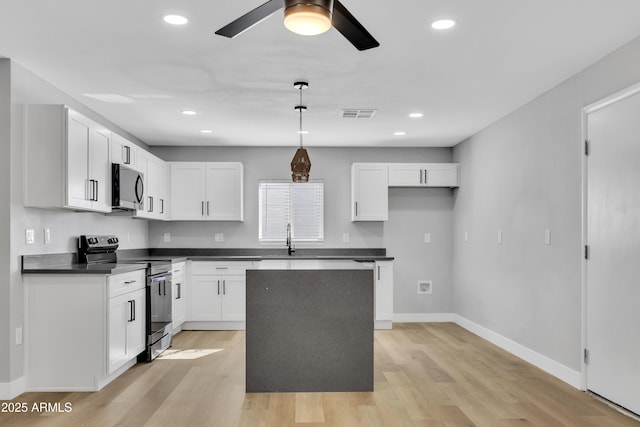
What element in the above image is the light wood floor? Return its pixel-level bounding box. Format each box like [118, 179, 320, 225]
[2, 323, 638, 426]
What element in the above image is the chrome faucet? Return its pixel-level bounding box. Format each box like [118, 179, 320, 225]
[286, 223, 295, 256]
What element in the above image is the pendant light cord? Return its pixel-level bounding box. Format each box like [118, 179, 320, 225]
[298, 84, 304, 148]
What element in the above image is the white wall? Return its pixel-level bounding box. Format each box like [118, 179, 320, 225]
[1, 60, 150, 390]
[452, 35, 640, 372]
[151, 146, 455, 315]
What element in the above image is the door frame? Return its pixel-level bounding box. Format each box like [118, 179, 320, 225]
[580, 81, 640, 391]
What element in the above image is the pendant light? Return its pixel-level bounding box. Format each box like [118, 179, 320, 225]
[291, 81, 311, 182]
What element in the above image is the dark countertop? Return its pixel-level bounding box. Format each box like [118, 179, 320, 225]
[22, 248, 392, 274]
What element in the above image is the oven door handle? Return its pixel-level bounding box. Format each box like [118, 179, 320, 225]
[150, 275, 171, 282]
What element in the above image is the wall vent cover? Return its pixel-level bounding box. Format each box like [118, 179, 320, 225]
[340, 109, 377, 119]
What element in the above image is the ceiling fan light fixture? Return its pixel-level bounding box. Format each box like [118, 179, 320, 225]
[284, 2, 333, 36]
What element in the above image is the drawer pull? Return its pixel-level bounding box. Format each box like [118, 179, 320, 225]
[124, 280, 136, 284]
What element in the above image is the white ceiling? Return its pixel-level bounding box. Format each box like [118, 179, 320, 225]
[2, 0, 640, 148]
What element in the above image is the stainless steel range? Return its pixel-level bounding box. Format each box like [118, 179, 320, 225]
[79, 235, 173, 362]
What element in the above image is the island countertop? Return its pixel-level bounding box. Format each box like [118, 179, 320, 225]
[248, 259, 374, 270]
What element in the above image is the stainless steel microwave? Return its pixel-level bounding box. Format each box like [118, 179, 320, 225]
[111, 163, 144, 210]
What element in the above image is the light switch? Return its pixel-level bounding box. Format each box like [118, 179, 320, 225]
[44, 228, 51, 244]
[464, 231, 469, 242]
[342, 233, 350, 243]
[545, 229, 551, 245]
[25, 229, 35, 245]
[424, 232, 431, 243]
[497, 230, 503, 244]
[163, 232, 171, 243]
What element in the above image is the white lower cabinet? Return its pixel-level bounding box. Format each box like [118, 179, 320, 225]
[374, 261, 394, 329]
[186, 261, 250, 329]
[24, 269, 146, 391]
[171, 261, 187, 333]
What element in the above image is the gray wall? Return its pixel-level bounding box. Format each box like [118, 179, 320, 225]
[1, 60, 150, 385]
[452, 35, 640, 371]
[151, 146, 455, 314]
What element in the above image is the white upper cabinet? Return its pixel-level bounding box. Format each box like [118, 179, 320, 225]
[135, 151, 168, 220]
[110, 133, 137, 168]
[388, 163, 459, 187]
[170, 162, 244, 221]
[351, 163, 389, 221]
[25, 105, 112, 213]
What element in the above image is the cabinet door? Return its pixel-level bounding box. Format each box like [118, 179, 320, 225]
[89, 128, 112, 213]
[375, 261, 394, 324]
[221, 276, 246, 321]
[170, 163, 207, 220]
[157, 162, 169, 220]
[126, 289, 146, 357]
[205, 163, 244, 221]
[66, 114, 92, 209]
[189, 275, 222, 321]
[108, 294, 129, 374]
[388, 164, 423, 186]
[172, 263, 187, 328]
[424, 163, 459, 187]
[111, 134, 136, 167]
[351, 163, 388, 221]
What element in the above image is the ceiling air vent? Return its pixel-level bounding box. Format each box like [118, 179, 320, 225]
[340, 109, 377, 119]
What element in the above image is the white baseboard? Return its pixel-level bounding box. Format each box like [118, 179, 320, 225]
[0, 376, 26, 400]
[392, 312, 581, 389]
[394, 313, 456, 323]
[454, 314, 582, 389]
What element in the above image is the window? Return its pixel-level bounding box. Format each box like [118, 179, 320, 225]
[259, 180, 324, 242]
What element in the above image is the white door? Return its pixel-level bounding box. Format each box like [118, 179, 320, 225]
[586, 90, 640, 415]
[205, 163, 244, 220]
[170, 162, 206, 220]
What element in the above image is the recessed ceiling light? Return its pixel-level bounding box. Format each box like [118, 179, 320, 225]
[431, 19, 456, 30]
[181, 110, 197, 115]
[409, 112, 424, 118]
[163, 15, 188, 25]
[199, 129, 213, 134]
[394, 131, 406, 136]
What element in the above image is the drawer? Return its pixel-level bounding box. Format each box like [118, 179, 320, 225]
[172, 261, 186, 278]
[108, 269, 145, 298]
[191, 261, 252, 276]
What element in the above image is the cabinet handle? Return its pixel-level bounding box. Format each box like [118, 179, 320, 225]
[202, 201, 205, 216]
[207, 201, 210, 216]
[176, 282, 181, 299]
[223, 280, 226, 295]
[160, 199, 164, 214]
[424, 169, 428, 185]
[148, 196, 153, 213]
[128, 300, 135, 322]
[94, 180, 99, 201]
[355, 201, 358, 217]
[158, 282, 162, 296]
[215, 267, 228, 270]
[419, 169, 423, 184]
[217, 280, 221, 295]
[377, 265, 380, 280]
[125, 146, 131, 164]
[124, 280, 136, 284]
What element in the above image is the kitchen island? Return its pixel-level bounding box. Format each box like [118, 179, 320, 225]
[246, 260, 374, 393]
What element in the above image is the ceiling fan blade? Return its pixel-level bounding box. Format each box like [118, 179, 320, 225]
[331, 0, 379, 51]
[215, 0, 283, 38]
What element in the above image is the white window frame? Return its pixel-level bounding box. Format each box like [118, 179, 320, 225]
[258, 180, 324, 243]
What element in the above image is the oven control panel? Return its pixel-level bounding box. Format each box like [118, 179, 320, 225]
[79, 235, 119, 251]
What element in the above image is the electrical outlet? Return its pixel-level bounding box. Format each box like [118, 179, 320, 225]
[214, 233, 224, 243]
[417, 280, 433, 295]
[464, 231, 469, 242]
[498, 230, 503, 244]
[545, 229, 551, 245]
[44, 228, 51, 244]
[342, 233, 350, 243]
[15, 327, 22, 346]
[163, 232, 171, 243]
[424, 232, 431, 243]
[25, 229, 35, 245]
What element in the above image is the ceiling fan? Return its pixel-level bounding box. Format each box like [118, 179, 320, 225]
[215, 0, 379, 51]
